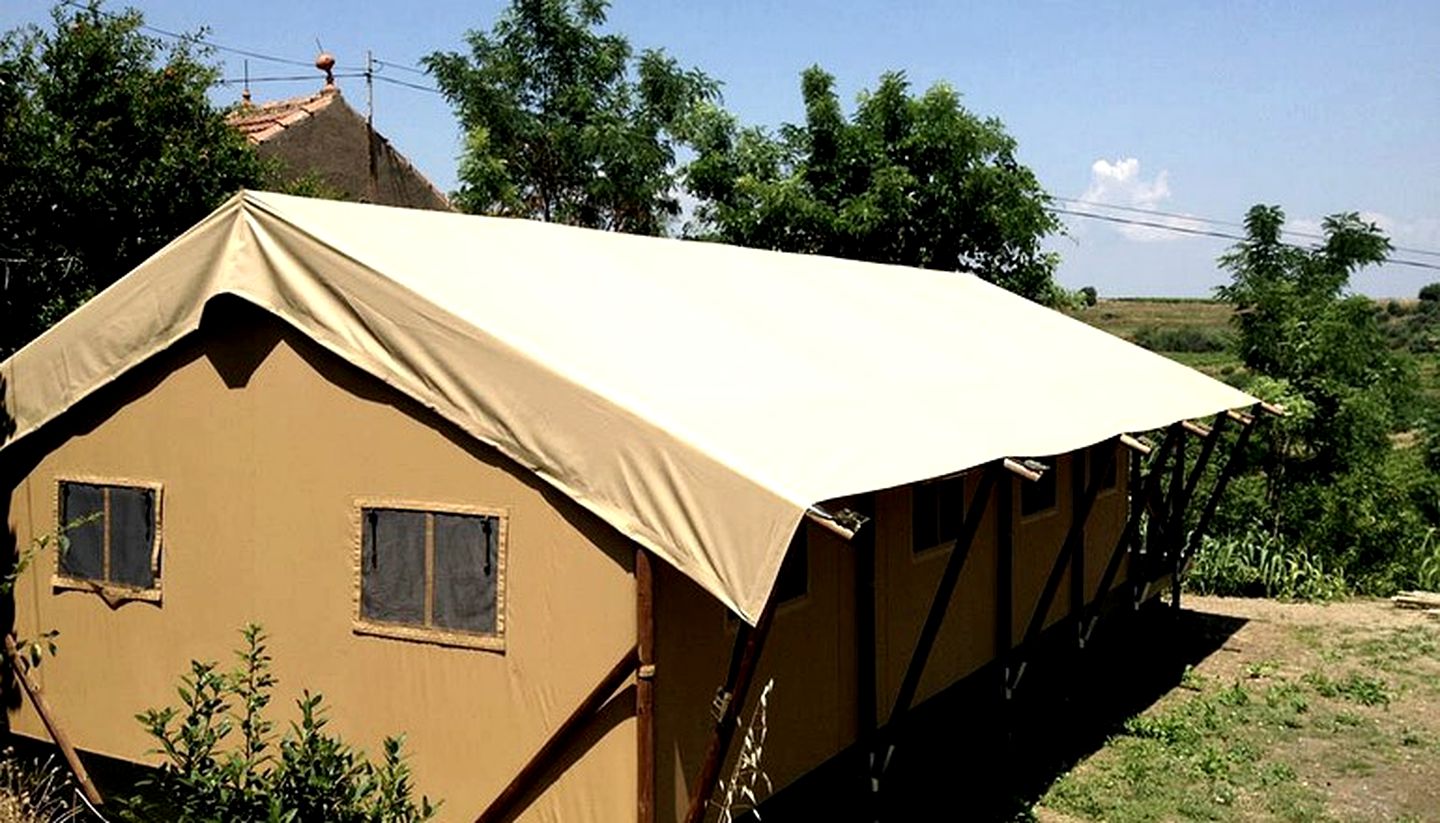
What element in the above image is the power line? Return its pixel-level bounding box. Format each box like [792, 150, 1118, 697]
[218, 72, 365, 86]
[1052, 206, 1440, 272]
[1055, 196, 1440, 259]
[59, 0, 317, 69]
[373, 58, 429, 76]
[373, 74, 443, 95]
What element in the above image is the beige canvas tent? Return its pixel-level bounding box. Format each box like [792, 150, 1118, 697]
[1, 191, 1260, 822]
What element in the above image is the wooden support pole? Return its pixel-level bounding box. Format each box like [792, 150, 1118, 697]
[1070, 449, 1088, 648]
[1120, 433, 1152, 456]
[636, 550, 656, 823]
[888, 467, 999, 726]
[851, 495, 878, 804]
[1002, 458, 1043, 482]
[1182, 408, 1261, 564]
[4, 634, 104, 808]
[1170, 415, 1228, 608]
[476, 645, 639, 823]
[1012, 445, 1114, 688]
[1086, 426, 1180, 639]
[683, 591, 779, 823]
[997, 469, 1015, 702]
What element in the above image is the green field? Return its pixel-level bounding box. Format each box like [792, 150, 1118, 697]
[1071, 298, 1440, 397]
[1069, 299, 1243, 382]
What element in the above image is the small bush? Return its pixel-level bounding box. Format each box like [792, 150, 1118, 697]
[1419, 282, 1440, 302]
[122, 625, 437, 823]
[1132, 325, 1230, 353]
[1079, 286, 1098, 307]
[1186, 524, 1347, 601]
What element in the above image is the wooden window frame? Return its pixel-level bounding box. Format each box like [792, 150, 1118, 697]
[911, 474, 967, 558]
[52, 476, 164, 604]
[351, 498, 508, 652]
[1018, 460, 1059, 522]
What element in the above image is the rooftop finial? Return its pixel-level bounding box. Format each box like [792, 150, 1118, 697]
[316, 51, 336, 90]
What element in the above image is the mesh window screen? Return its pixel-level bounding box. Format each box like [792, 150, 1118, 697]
[60, 483, 104, 581]
[913, 482, 939, 550]
[1021, 464, 1057, 516]
[109, 486, 155, 588]
[914, 477, 965, 552]
[361, 509, 427, 624]
[432, 513, 497, 634]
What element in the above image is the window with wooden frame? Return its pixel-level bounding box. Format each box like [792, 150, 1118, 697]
[54, 479, 163, 602]
[1019, 459, 1058, 517]
[1087, 443, 1120, 493]
[913, 475, 965, 553]
[353, 501, 506, 651]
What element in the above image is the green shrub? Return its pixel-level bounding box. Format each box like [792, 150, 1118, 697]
[1419, 282, 1440, 303]
[123, 625, 437, 823]
[1132, 325, 1230, 353]
[1186, 524, 1348, 601]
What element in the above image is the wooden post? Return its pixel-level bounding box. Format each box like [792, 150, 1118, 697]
[887, 467, 998, 726]
[4, 634, 104, 808]
[1012, 445, 1114, 685]
[997, 472, 1014, 702]
[636, 549, 656, 823]
[1183, 409, 1260, 562]
[682, 590, 779, 823]
[1087, 427, 1179, 640]
[1170, 415, 1228, 608]
[852, 494, 878, 807]
[475, 646, 639, 823]
[1070, 449, 1088, 648]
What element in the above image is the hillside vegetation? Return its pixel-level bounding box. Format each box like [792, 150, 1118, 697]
[1071, 297, 1440, 399]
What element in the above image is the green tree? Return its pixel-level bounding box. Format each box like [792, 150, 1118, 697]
[1212, 204, 1438, 590]
[0, 1, 266, 357]
[682, 67, 1063, 303]
[424, 0, 716, 235]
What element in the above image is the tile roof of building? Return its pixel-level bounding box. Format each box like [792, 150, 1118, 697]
[227, 88, 339, 144]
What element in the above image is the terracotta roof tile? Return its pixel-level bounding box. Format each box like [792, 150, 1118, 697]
[227, 89, 339, 144]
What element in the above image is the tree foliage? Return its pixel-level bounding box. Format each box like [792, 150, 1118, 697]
[0, 1, 265, 357]
[682, 67, 1063, 303]
[1210, 205, 1440, 592]
[424, 0, 716, 235]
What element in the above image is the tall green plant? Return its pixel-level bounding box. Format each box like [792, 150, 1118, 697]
[125, 625, 436, 822]
[1207, 205, 1440, 592]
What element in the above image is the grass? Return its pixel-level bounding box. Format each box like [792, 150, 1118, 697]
[1072, 298, 1440, 394]
[1035, 617, 1440, 822]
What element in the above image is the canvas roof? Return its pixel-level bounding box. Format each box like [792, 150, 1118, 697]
[0, 191, 1255, 623]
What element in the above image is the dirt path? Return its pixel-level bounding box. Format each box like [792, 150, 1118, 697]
[1034, 596, 1440, 823]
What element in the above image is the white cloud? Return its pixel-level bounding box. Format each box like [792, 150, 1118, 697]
[1286, 212, 1440, 253]
[1076, 157, 1195, 243]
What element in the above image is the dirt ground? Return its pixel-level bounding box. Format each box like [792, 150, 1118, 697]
[1035, 596, 1440, 823]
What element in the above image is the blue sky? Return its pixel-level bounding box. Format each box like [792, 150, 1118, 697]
[4, 1, 1438, 297]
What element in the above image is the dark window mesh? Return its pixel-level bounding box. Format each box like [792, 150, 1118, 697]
[60, 483, 104, 581]
[1021, 464, 1058, 516]
[914, 477, 965, 552]
[432, 513, 497, 634]
[913, 482, 939, 550]
[109, 486, 155, 588]
[361, 509, 426, 625]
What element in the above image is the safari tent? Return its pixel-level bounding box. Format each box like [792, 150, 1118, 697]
[0, 192, 1261, 822]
